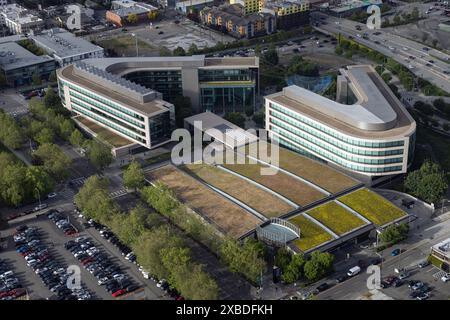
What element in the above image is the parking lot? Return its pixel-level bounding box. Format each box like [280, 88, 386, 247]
[1, 207, 169, 300]
[0, 89, 29, 117]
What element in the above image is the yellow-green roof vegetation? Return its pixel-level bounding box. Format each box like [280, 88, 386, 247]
[183, 163, 294, 218]
[288, 214, 333, 252]
[338, 188, 407, 226]
[307, 201, 366, 235]
[222, 162, 327, 206]
[243, 143, 358, 193]
[75, 116, 132, 148]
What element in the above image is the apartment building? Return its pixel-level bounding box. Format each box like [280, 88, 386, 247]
[0, 3, 44, 35]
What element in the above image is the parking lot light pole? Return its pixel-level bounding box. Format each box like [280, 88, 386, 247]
[131, 33, 138, 57]
[35, 187, 41, 208]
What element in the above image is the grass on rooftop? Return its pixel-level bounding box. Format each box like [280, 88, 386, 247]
[338, 188, 407, 226]
[289, 214, 333, 252]
[306, 201, 366, 236]
[183, 163, 294, 218]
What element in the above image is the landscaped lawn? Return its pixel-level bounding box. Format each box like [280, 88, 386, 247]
[338, 188, 407, 226]
[183, 163, 294, 218]
[306, 201, 366, 235]
[145, 165, 262, 239]
[223, 162, 327, 206]
[242, 143, 358, 193]
[288, 214, 333, 252]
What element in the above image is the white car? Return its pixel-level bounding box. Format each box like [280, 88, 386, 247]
[47, 192, 57, 198]
[441, 273, 450, 283]
[156, 279, 167, 288]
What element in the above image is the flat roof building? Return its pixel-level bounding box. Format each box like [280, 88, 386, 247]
[0, 3, 44, 35]
[431, 237, 450, 271]
[57, 55, 259, 153]
[30, 28, 104, 66]
[265, 65, 416, 181]
[0, 41, 55, 87]
[106, 0, 158, 27]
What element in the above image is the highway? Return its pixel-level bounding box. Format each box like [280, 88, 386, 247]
[311, 11, 450, 93]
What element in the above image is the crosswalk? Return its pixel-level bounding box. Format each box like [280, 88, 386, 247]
[110, 188, 128, 199]
[433, 270, 447, 280]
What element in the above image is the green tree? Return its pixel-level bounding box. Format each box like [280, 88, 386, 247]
[123, 160, 145, 192]
[380, 223, 409, 243]
[252, 112, 265, 128]
[404, 160, 448, 204]
[263, 44, 279, 65]
[187, 43, 198, 55]
[111, 205, 147, 245]
[141, 182, 179, 215]
[0, 111, 24, 149]
[335, 45, 343, 55]
[35, 127, 55, 145]
[281, 254, 306, 284]
[25, 166, 54, 200]
[127, 13, 139, 24]
[34, 143, 71, 182]
[304, 251, 334, 282]
[147, 10, 158, 21]
[69, 129, 85, 147]
[1, 163, 27, 206]
[43, 87, 60, 108]
[159, 46, 172, 57]
[224, 112, 245, 128]
[86, 140, 112, 171]
[254, 44, 261, 57]
[59, 119, 75, 140]
[173, 46, 186, 56]
[32, 72, 42, 86]
[274, 247, 291, 270]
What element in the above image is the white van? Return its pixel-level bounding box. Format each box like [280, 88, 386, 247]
[347, 266, 361, 277]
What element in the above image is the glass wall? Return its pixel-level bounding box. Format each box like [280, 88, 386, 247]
[200, 86, 255, 113]
[149, 111, 172, 146]
[123, 70, 183, 103]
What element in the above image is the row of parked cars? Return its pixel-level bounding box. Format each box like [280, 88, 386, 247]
[47, 209, 77, 236]
[81, 212, 184, 300]
[0, 259, 26, 300]
[14, 224, 92, 300]
[65, 236, 139, 298]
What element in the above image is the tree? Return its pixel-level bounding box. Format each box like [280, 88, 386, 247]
[159, 46, 172, 57]
[74, 175, 110, 215]
[133, 226, 184, 280]
[69, 129, 85, 147]
[281, 254, 306, 284]
[274, 247, 291, 270]
[43, 87, 60, 108]
[59, 119, 75, 141]
[187, 43, 198, 55]
[141, 182, 179, 215]
[173, 96, 192, 127]
[34, 143, 71, 182]
[254, 44, 261, 57]
[0, 111, 24, 149]
[303, 251, 334, 282]
[335, 45, 343, 55]
[380, 223, 409, 243]
[127, 13, 139, 24]
[35, 127, 55, 145]
[86, 140, 112, 171]
[404, 160, 448, 204]
[224, 112, 245, 128]
[263, 44, 279, 65]
[49, 71, 57, 83]
[32, 72, 42, 86]
[0, 163, 27, 207]
[111, 205, 147, 245]
[25, 166, 54, 201]
[253, 112, 265, 128]
[147, 10, 158, 21]
[123, 160, 145, 192]
[287, 56, 319, 77]
[173, 46, 186, 56]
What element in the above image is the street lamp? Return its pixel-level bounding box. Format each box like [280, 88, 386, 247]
[131, 33, 139, 57]
[35, 188, 41, 208]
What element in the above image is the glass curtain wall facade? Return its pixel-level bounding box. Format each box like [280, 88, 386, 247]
[199, 68, 258, 114]
[266, 102, 413, 175]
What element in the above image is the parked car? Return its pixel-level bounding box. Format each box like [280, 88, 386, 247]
[391, 248, 401, 256]
[418, 261, 430, 268]
[33, 204, 48, 212]
[315, 282, 329, 292]
[441, 273, 450, 283]
[347, 266, 361, 277]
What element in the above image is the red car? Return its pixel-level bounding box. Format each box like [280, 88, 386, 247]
[81, 257, 94, 265]
[0, 291, 11, 298]
[65, 229, 77, 236]
[112, 289, 127, 298]
[9, 288, 26, 299]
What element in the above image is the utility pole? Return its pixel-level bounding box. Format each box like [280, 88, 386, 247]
[35, 188, 41, 208]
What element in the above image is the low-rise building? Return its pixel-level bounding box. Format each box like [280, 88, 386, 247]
[199, 3, 276, 39]
[431, 237, 450, 272]
[261, 0, 310, 30]
[106, 0, 158, 27]
[30, 28, 104, 67]
[0, 3, 44, 35]
[175, 0, 215, 14]
[0, 41, 55, 87]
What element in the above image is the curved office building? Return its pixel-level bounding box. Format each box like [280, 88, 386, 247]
[57, 55, 259, 154]
[265, 65, 416, 178]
